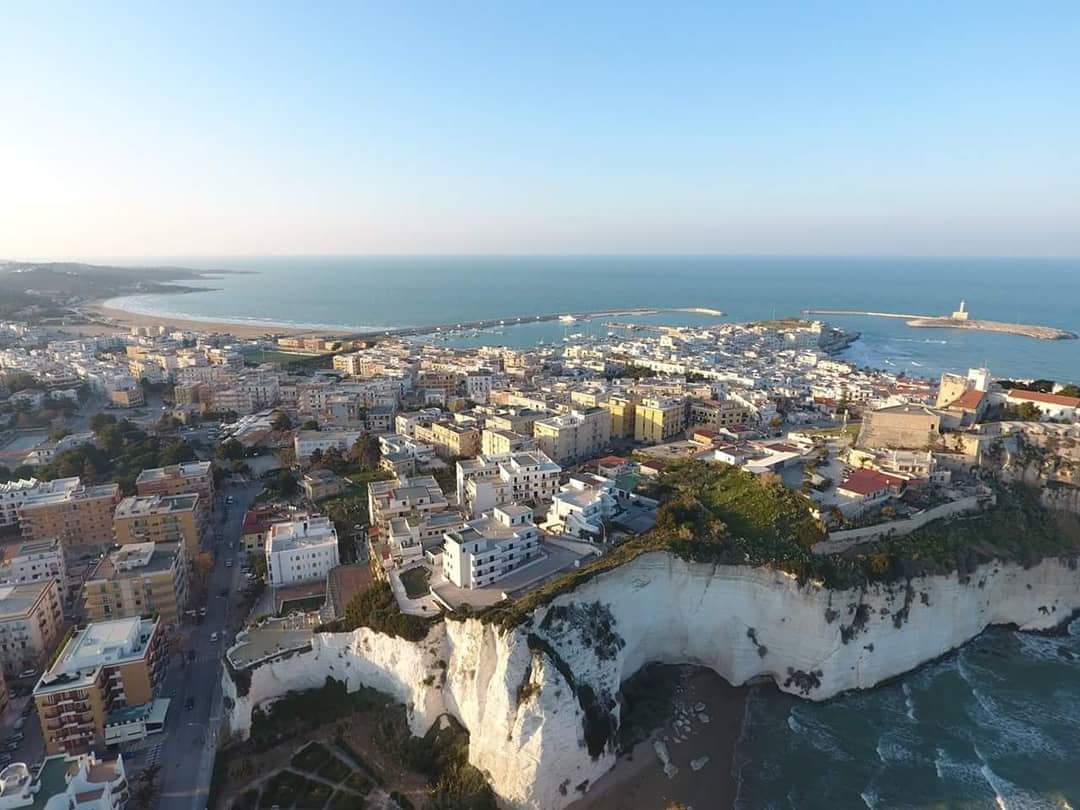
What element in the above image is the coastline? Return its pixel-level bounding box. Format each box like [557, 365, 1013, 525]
[76, 299, 321, 338]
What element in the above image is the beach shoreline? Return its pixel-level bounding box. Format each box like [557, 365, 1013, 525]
[570, 666, 748, 810]
[74, 299, 323, 338]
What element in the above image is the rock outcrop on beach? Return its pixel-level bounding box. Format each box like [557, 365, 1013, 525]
[223, 551, 1080, 809]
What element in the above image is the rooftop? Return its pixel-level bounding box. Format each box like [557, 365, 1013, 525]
[115, 492, 199, 518]
[135, 461, 212, 484]
[90, 542, 181, 580]
[268, 516, 337, 552]
[0, 581, 52, 619]
[37, 617, 157, 694]
[1007, 389, 1080, 408]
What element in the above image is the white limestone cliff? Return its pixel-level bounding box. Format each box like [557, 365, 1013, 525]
[223, 552, 1080, 809]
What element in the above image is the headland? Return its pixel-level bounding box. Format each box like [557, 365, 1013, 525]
[804, 303, 1077, 341]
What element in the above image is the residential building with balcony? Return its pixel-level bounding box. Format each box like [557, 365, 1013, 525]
[0, 752, 128, 810]
[442, 504, 540, 590]
[265, 516, 340, 588]
[0, 581, 63, 678]
[293, 429, 364, 463]
[634, 397, 687, 444]
[34, 617, 165, 754]
[367, 476, 450, 531]
[83, 542, 188, 626]
[385, 511, 465, 565]
[456, 451, 561, 519]
[113, 494, 202, 557]
[544, 475, 620, 538]
[533, 408, 611, 464]
[17, 482, 120, 548]
[135, 461, 214, 528]
[0, 538, 66, 590]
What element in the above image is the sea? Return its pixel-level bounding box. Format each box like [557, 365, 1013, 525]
[106, 255, 1080, 807]
[105, 255, 1080, 383]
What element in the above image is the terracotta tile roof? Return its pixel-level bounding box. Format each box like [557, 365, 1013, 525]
[948, 389, 985, 410]
[1007, 389, 1080, 408]
[839, 468, 904, 496]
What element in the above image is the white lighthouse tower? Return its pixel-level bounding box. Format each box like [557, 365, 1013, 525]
[951, 300, 969, 321]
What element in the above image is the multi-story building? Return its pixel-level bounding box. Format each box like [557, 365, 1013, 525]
[265, 516, 340, 588]
[367, 476, 450, 531]
[480, 428, 536, 457]
[689, 399, 751, 431]
[0, 752, 129, 810]
[83, 542, 188, 626]
[532, 408, 611, 464]
[442, 504, 540, 590]
[428, 422, 480, 459]
[17, 482, 120, 548]
[293, 429, 364, 463]
[0, 479, 50, 531]
[34, 617, 165, 754]
[634, 397, 687, 444]
[135, 461, 214, 528]
[0, 580, 63, 678]
[456, 451, 562, 518]
[544, 475, 620, 538]
[240, 505, 295, 553]
[0, 537, 66, 602]
[113, 494, 202, 557]
[385, 511, 465, 565]
[394, 409, 443, 438]
[603, 393, 638, 439]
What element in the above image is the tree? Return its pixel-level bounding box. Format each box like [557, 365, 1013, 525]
[309, 448, 324, 465]
[218, 438, 245, 460]
[271, 411, 293, 432]
[351, 434, 381, 471]
[300, 419, 319, 431]
[192, 552, 215, 593]
[1059, 384, 1080, 399]
[90, 413, 118, 434]
[276, 469, 299, 497]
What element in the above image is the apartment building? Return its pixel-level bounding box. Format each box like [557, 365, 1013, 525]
[634, 397, 687, 444]
[0, 538, 66, 590]
[419, 422, 480, 459]
[689, 398, 751, 431]
[533, 408, 611, 464]
[0, 479, 49, 530]
[480, 428, 536, 457]
[0, 752, 128, 809]
[293, 429, 364, 462]
[113, 494, 202, 557]
[484, 408, 548, 436]
[603, 393, 638, 439]
[367, 476, 450, 530]
[385, 510, 465, 565]
[83, 542, 188, 626]
[265, 516, 340, 588]
[442, 505, 540, 590]
[0, 580, 63, 678]
[394, 408, 443, 438]
[34, 617, 165, 754]
[544, 475, 620, 538]
[135, 460, 214, 526]
[17, 481, 120, 547]
[456, 451, 562, 518]
[240, 505, 295, 553]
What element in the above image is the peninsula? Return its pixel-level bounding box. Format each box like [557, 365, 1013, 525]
[804, 300, 1077, 341]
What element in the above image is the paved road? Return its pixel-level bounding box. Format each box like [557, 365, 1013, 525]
[157, 480, 262, 810]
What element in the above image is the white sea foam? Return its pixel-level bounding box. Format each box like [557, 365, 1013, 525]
[901, 682, 917, 722]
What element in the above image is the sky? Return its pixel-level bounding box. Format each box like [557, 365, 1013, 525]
[2, 1, 1079, 259]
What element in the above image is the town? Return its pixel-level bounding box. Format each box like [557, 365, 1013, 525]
[0, 310, 1078, 810]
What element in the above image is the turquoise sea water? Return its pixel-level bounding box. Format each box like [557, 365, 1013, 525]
[108, 256, 1080, 382]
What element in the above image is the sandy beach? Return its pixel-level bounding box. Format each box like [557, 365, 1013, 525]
[72, 301, 319, 339]
[571, 666, 748, 810]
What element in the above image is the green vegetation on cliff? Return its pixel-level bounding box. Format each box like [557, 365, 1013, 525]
[479, 461, 1080, 629]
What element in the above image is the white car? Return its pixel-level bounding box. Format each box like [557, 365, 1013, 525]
[210, 632, 219, 643]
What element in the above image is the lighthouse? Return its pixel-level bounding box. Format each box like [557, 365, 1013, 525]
[951, 300, 969, 321]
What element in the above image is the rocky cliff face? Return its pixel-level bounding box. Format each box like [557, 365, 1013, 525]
[224, 553, 1080, 809]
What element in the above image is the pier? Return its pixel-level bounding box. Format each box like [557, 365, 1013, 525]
[802, 308, 1077, 341]
[334, 306, 724, 342]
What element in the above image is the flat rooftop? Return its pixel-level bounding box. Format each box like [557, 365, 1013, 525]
[0, 581, 51, 619]
[90, 542, 181, 580]
[37, 617, 156, 694]
[115, 493, 198, 517]
[135, 461, 212, 483]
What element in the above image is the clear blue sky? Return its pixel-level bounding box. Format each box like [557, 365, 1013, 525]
[2, 1, 1078, 257]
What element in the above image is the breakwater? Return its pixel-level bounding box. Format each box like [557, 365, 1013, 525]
[804, 309, 1077, 341]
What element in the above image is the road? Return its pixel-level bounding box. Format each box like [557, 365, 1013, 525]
[156, 480, 262, 810]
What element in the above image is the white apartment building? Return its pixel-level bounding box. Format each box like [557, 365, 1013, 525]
[464, 373, 494, 403]
[544, 475, 620, 538]
[378, 434, 436, 467]
[0, 478, 81, 530]
[0, 753, 128, 810]
[0, 538, 66, 590]
[265, 516, 340, 588]
[367, 475, 449, 529]
[456, 451, 561, 518]
[442, 504, 540, 589]
[385, 510, 465, 565]
[395, 409, 443, 438]
[533, 407, 611, 464]
[293, 429, 365, 462]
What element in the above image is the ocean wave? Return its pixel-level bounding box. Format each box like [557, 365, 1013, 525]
[786, 707, 853, 761]
[902, 682, 917, 722]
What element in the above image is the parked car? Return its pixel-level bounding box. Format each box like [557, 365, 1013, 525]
[225, 560, 233, 568]
[210, 632, 219, 643]
[17, 669, 37, 681]
[185, 697, 195, 710]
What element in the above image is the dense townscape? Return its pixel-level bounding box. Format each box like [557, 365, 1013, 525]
[0, 308, 1077, 810]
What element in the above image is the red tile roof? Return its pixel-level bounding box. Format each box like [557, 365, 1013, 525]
[597, 455, 628, 466]
[1007, 389, 1080, 408]
[949, 389, 985, 410]
[839, 468, 904, 496]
